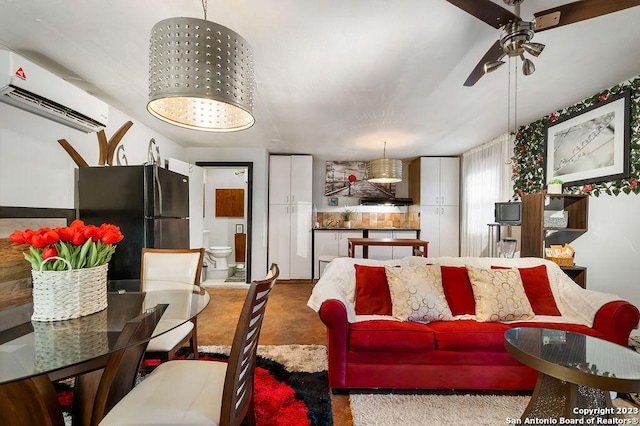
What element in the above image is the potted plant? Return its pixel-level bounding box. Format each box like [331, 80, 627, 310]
[547, 179, 563, 194]
[341, 206, 354, 228]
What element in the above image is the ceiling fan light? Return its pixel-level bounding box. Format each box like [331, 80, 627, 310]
[484, 60, 505, 74]
[521, 42, 545, 57]
[522, 58, 535, 76]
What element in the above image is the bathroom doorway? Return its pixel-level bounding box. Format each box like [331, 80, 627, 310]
[196, 161, 252, 284]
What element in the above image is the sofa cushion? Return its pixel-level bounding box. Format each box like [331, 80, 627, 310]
[467, 266, 535, 322]
[492, 265, 561, 316]
[385, 264, 454, 323]
[440, 266, 475, 315]
[349, 320, 436, 352]
[354, 264, 392, 315]
[427, 320, 511, 351]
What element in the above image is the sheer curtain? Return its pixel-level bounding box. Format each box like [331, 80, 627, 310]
[460, 133, 513, 257]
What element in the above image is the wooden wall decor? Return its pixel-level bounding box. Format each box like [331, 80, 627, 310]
[57, 120, 133, 167]
[215, 189, 244, 217]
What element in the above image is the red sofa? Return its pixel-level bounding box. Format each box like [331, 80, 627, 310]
[308, 257, 640, 391]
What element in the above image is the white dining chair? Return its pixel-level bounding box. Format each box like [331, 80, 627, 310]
[140, 248, 205, 364]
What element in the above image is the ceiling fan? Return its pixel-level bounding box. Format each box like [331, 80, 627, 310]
[447, 0, 640, 86]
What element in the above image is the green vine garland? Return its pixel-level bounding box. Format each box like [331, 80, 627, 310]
[513, 76, 640, 199]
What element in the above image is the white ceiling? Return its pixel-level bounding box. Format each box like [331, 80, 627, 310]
[1, 0, 639, 161]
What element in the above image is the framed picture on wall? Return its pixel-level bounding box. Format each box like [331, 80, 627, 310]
[544, 91, 630, 187]
[236, 224, 244, 234]
[328, 197, 338, 206]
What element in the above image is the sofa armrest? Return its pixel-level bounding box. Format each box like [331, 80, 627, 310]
[318, 299, 349, 389]
[592, 301, 640, 346]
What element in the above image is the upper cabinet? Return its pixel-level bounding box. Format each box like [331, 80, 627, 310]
[409, 157, 460, 257]
[269, 155, 313, 205]
[409, 157, 460, 206]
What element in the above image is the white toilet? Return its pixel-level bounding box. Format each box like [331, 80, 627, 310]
[207, 246, 233, 270]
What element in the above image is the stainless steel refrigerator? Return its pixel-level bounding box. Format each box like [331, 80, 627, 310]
[78, 165, 190, 280]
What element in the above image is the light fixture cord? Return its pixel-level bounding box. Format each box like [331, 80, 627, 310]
[507, 57, 511, 136]
[202, 0, 208, 20]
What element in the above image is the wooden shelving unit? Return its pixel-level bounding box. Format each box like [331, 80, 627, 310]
[521, 193, 589, 287]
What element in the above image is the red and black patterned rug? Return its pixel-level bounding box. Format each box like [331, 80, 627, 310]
[56, 345, 333, 426]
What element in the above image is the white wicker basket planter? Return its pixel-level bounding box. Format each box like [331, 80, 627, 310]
[31, 258, 108, 322]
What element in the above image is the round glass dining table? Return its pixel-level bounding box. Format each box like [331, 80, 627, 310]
[0, 280, 210, 385]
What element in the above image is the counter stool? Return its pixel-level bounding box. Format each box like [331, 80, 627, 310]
[318, 255, 338, 277]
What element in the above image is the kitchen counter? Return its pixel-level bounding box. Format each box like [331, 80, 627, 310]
[313, 227, 419, 231]
[311, 228, 422, 278]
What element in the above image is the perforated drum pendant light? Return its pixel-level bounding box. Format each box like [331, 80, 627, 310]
[367, 142, 402, 183]
[148, 15, 255, 132]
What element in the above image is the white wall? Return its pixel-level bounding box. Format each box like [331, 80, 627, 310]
[185, 147, 269, 281]
[0, 103, 186, 208]
[570, 194, 640, 326]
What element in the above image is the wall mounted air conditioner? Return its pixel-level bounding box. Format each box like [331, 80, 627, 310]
[0, 50, 108, 133]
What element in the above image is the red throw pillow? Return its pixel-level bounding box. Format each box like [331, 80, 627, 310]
[354, 264, 392, 315]
[440, 266, 475, 315]
[491, 265, 561, 316]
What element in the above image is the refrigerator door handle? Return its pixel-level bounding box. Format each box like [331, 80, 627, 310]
[154, 167, 163, 216]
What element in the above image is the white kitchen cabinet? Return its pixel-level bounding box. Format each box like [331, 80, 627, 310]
[410, 157, 460, 257]
[367, 230, 417, 260]
[268, 155, 313, 279]
[420, 205, 459, 257]
[313, 230, 363, 279]
[418, 157, 459, 206]
[269, 155, 312, 205]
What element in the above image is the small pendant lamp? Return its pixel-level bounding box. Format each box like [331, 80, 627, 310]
[367, 142, 402, 183]
[147, 1, 255, 132]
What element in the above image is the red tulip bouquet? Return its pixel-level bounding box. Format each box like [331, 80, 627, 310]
[10, 219, 124, 271]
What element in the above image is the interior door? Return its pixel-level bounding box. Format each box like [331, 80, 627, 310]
[268, 204, 291, 279]
[290, 203, 312, 279]
[420, 206, 440, 257]
[439, 206, 460, 257]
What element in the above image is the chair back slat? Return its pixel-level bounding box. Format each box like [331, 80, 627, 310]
[220, 264, 279, 426]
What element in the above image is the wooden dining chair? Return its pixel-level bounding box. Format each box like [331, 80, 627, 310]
[81, 303, 168, 426]
[98, 264, 280, 426]
[140, 248, 205, 363]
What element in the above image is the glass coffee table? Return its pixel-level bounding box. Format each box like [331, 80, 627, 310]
[504, 327, 640, 422]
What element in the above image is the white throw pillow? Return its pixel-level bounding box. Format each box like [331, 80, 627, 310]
[385, 264, 454, 323]
[466, 266, 534, 322]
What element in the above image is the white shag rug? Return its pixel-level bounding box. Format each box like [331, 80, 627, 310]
[350, 392, 640, 426]
[350, 393, 529, 426]
[199, 344, 328, 373]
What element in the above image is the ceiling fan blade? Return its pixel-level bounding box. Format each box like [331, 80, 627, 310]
[446, 0, 520, 29]
[464, 40, 505, 87]
[534, 0, 640, 31]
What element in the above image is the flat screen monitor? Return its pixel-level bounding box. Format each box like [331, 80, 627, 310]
[494, 202, 521, 225]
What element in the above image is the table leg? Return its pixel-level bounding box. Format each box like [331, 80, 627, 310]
[348, 241, 354, 258]
[0, 374, 64, 426]
[522, 373, 613, 422]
